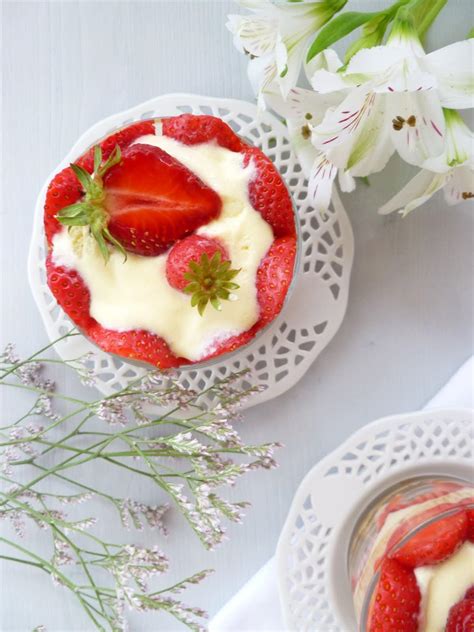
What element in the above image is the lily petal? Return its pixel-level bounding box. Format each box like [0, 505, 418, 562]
[308, 153, 338, 214]
[345, 45, 408, 79]
[443, 166, 474, 205]
[226, 14, 278, 57]
[305, 48, 344, 84]
[423, 40, 474, 109]
[388, 90, 445, 167]
[312, 87, 394, 176]
[338, 169, 356, 192]
[267, 87, 345, 175]
[379, 169, 446, 215]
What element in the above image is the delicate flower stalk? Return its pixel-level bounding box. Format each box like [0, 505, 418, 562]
[0, 333, 279, 630]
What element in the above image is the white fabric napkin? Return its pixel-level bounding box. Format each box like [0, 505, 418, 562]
[209, 355, 474, 632]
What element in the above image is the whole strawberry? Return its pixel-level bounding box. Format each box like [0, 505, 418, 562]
[166, 235, 241, 315]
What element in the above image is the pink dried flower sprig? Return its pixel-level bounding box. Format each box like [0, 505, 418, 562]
[0, 334, 279, 630]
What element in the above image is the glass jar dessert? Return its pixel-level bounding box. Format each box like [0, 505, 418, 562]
[348, 475, 474, 631]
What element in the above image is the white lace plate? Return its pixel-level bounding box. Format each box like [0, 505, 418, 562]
[276, 408, 474, 631]
[28, 93, 354, 408]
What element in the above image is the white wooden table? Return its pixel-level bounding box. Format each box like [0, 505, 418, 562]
[1, 1, 472, 630]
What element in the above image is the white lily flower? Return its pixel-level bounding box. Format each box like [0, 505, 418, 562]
[310, 21, 473, 175]
[380, 109, 474, 215]
[227, 0, 347, 107]
[267, 59, 355, 213]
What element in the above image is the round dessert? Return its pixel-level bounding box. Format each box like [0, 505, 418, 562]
[349, 476, 474, 631]
[44, 115, 298, 368]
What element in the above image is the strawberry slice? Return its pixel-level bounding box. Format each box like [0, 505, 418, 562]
[390, 510, 468, 568]
[46, 255, 95, 330]
[243, 146, 297, 238]
[445, 598, 474, 632]
[88, 324, 186, 370]
[44, 120, 156, 247]
[45, 168, 83, 245]
[467, 508, 474, 542]
[465, 586, 474, 600]
[162, 114, 243, 152]
[368, 558, 421, 632]
[256, 236, 297, 325]
[102, 144, 222, 256]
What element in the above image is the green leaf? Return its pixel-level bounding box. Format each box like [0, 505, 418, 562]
[57, 203, 88, 219]
[224, 282, 240, 291]
[93, 146, 102, 174]
[91, 226, 110, 263]
[210, 297, 222, 311]
[56, 216, 88, 227]
[184, 282, 200, 294]
[191, 294, 201, 307]
[98, 145, 122, 177]
[103, 227, 127, 262]
[210, 251, 221, 269]
[216, 288, 230, 300]
[226, 269, 241, 280]
[306, 11, 379, 62]
[70, 164, 92, 192]
[468, 27, 474, 38]
[198, 297, 208, 316]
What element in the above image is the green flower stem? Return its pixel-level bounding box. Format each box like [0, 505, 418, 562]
[406, 0, 447, 39]
[0, 537, 109, 630]
[34, 494, 108, 618]
[0, 330, 79, 380]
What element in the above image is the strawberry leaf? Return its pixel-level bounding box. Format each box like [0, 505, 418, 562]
[58, 144, 126, 264]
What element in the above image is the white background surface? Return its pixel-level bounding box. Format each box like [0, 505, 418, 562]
[1, 1, 473, 630]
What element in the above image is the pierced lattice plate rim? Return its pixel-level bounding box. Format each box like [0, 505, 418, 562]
[28, 93, 354, 408]
[276, 407, 474, 631]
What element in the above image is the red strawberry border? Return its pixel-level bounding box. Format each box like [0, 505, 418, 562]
[44, 116, 298, 368]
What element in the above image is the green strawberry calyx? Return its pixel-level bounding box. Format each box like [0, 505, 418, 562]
[183, 251, 241, 316]
[56, 145, 126, 263]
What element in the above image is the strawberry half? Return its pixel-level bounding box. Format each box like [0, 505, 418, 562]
[162, 114, 244, 152]
[87, 324, 187, 370]
[445, 598, 474, 632]
[242, 146, 297, 238]
[56, 143, 222, 259]
[389, 510, 468, 568]
[467, 508, 474, 542]
[367, 558, 421, 632]
[46, 255, 95, 330]
[45, 120, 156, 246]
[256, 236, 297, 325]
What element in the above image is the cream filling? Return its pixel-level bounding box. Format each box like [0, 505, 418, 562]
[415, 542, 474, 631]
[52, 135, 274, 361]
